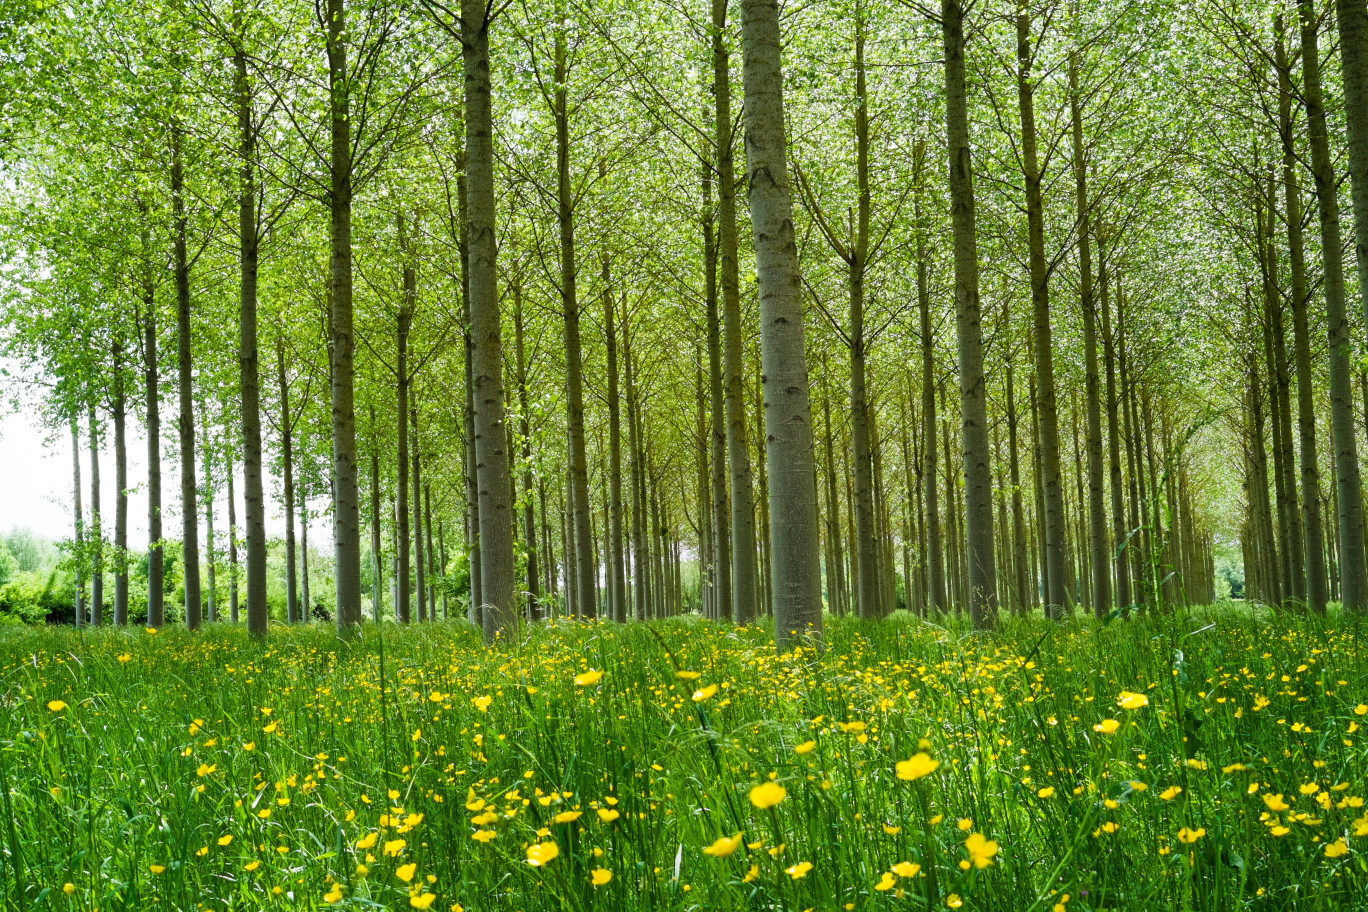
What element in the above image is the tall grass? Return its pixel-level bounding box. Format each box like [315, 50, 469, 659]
[0, 607, 1363, 910]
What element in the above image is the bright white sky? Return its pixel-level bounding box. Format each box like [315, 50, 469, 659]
[0, 406, 292, 546]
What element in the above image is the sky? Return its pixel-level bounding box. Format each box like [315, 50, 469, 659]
[0, 405, 293, 546]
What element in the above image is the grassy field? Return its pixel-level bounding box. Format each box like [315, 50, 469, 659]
[0, 608, 1364, 911]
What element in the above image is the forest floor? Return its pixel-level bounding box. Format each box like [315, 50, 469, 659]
[0, 607, 1364, 911]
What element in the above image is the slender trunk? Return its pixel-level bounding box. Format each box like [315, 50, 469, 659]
[87, 403, 103, 625]
[235, 35, 268, 638]
[1006, 361, 1029, 614]
[200, 402, 217, 623]
[71, 415, 85, 627]
[1300, 0, 1368, 612]
[1265, 184, 1305, 604]
[300, 494, 311, 620]
[112, 339, 128, 626]
[1335, 0, 1368, 332]
[514, 283, 541, 620]
[1017, 10, 1067, 618]
[277, 339, 298, 623]
[625, 300, 647, 621]
[918, 184, 945, 615]
[1278, 21, 1330, 612]
[413, 405, 427, 623]
[425, 482, 437, 621]
[396, 240, 412, 624]
[602, 259, 627, 623]
[171, 122, 201, 630]
[942, 0, 998, 626]
[740, 0, 823, 645]
[326, 0, 363, 632]
[1099, 255, 1130, 610]
[712, 0, 758, 624]
[369, 413, 383, 624]
[143, 280, 163, 627]
[463, 0, 517, 637]
[703, 155, 732, 621]
[226, 436, 238, 623]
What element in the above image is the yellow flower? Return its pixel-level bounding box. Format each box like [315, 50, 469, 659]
[554, 810, 582, 824]
[396, 863, 417, 883]
[692, 685, 719, 702]
[356, 832, 378, 850]
[574, 669, 604, 686]
[526, 842, 559, 867]
[702, 833, 743, 858]
[47, 700, 66, 712]
[324, 884, 344, 903]
[62, 884, 75, 895]
[471, 829, 496, 843]
[1263, 794, 1290, 812]
[383, 838, 406, 856]
[882, 824, 901, 835]
[409, 893, 436, 910]
[217, 835, 233, 847]
[590, 868, 613, 886]
[1160, 786, 1182, 801]
[1037, 786, 1055, 798]
[875, 872, 897, 891]
[1177, 827, 1205, 844]
[1117, 691, 1149, 710]
[245, 861, 261, 872]
[1325, 838, 1349, 858]
[896, 752, 938, 781]
[675, 671, 701, 680]
[786, 860, 813, 879]
[1355, 704, 1367, 716]
[472, 695, 492, 712]
[794, 740, 816, 755]
[597, 808, 620, 823]
[749, 781, 787, 810]
[947, 894, 963, 909]
[117, 653, 131, 663]
[964, 833, 998, 869]
[242, 742, 255, 752]
[197, 763, 216, 777]
[1270, 825, 1291, 836]
[837, 721, 866, 734]
[1299, 783, 1319, 796]
[1354, 817, 1368, 837]
[149, 865, 166, 875]
[1093, 719, 1121, 735]
[891, 861, 921, 878]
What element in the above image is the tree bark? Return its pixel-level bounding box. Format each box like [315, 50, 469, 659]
[703, 155, 733, 621]
[513, 283, 541, 621]
[277, 338, 298, 623]
[326, 0, 363, 633]
[413, 405, 427, 622]
[601, 258, 628, 623]
[739, 0, 823, 645]
[171, 123, 200, 630]
[942, 0, 998, 626]
[463, 0, 517, 639]
[1017, 10, 1067, 619]
[71, 415, 85, 627]
[235, 36, 268, 638]
[1099, 254, 1130, 611]
[712, 0, 758, 624]
[1300, 0, 1368, 612]
[1277, 21, 1330, 612]
[1335, 0, 1368, 332]
[918, 178, 946, 616]
[201, 402, 217, 624]
[1006, 361, 1029, 613]
[226, 435, 238, 623]
[144, 287, 163, 628]
[112, 338, 128, 626]
[87, 403, 103, 625]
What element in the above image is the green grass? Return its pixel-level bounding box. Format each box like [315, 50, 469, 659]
[0, 607, 1364, 911]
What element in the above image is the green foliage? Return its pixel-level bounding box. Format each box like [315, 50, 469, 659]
[0, 608, 1364, 910]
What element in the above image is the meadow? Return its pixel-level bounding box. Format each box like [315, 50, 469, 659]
[0, 609, 1364, 911]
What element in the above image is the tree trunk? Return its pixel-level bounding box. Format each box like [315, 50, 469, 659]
[413, 405, 427, 623]
[226, 435, 239, 623]
[369, 414, 383, 623]
[1099, 255, 1130, 611]
[396, 247, 412, 624]
[601, 258, 628, 623]
[1277, 20, 1330, 613]
[87, 403, 103, 626]
[712, 0, 758, 624]
[326, 0, 363, 633]
[463, 0, 517, 638]
[112, 339, 128, 626]
[1300, 0, 1368, 613]
[513, 283, 541, 621]
[1017, 10, 1067, 619]
[171, 122, 201, 630]
[277, 339, 299, 623]
[942, 0, 998, 626]
[71, 415, 85, 627]
[626, 312, 647, 621]
[740, 0, 823, 645]
[918, 186, 946, 616]
[1006, 361, 1029, 614]
[703, 157, 733, 621]
[425, 481, 437, 621]
[143, 281, 164, 628]
[1070, 55, 1109, 617]
[300, 494, 311, 620]
[201, 403, 217, 624]
[1335, 0, 1368, 333]
[235, 37, 268, 638]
